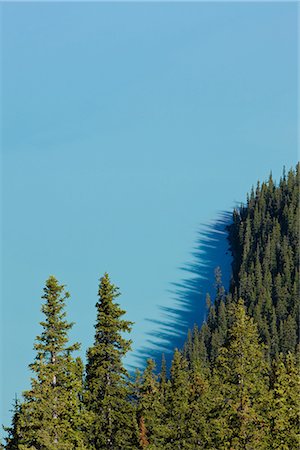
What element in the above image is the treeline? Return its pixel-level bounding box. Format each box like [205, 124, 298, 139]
[184, 163, 299, 367]
[3, 164, 300, 449]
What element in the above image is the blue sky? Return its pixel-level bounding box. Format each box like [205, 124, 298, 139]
[1, 2, 298, 429]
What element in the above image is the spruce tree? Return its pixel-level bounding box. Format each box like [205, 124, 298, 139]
[84, 273, 138, 449]
[210, 299, 269, 450]
[136, 359, 166, 450]
[164, 350, 190, 449]
[159, 354, 167, 396]
[7, 276, 87, 449]
[3, 398, 22, 450]
[268, 352, 300, 449]
[187, 358, 210, 449]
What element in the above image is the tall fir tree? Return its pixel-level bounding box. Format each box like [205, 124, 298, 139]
[136, 359, 166, 450]
[268, 352, 300, 449]
[210, 299, 270, 450]
[164, 350, 190, 449]
[5, 276, 87, 450]
[3, 398, 22, 450]
[186, 358, 211, 449]
[84, 273, 138, 450]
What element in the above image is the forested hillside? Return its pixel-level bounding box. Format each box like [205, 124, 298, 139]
[185, 164, 299, 365]
[3, 164, 299, 449]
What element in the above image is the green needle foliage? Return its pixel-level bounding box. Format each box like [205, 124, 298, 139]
[136, 358, 167, 449]
[164, 350, 190, 449]
[210, 299, 270, 449]
[228, 164, 299, 358]
[5, 276, 87, 450]
[84, 273, 138, 450]
[3, 398, 22, 450]
[268, 352, 300, 449]
[187, 358, 211, 448]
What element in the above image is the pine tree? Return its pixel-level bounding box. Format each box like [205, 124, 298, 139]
[187, 358, 211, 449]
[159, 354, 167, 396]
[210, 299, 269, 449]
[268, 352, 300, 449]
[164, 350, 190, 449]
[84, 273, 138, 449]
[136, 359, 167, 449]
[7, 276, 87, 450]
[3, 398, 22, 450]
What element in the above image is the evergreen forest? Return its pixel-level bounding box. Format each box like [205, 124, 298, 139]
[3, 164, 300, 449]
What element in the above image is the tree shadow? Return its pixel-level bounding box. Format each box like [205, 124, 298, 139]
[131, 210, 233, 372]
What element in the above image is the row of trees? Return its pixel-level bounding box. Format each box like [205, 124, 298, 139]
[4, 273, 137, 449]
[5, 273, 299, 450]
[3, 164, 300, 449]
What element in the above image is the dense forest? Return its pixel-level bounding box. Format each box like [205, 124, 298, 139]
[3, 164, 300, 449]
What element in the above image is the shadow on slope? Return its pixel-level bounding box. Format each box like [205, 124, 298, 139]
[132, 211, 233, 372]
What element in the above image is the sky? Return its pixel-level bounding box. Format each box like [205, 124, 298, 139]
[1, 1, 298, 430]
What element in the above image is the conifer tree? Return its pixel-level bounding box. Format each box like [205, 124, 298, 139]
[136, 359, 167, 449]
[210, 299, 269, 450]
[268, 352, 300, 449]
[164, 350, 190, 449]
[6, 276, 87, 449]
[3, 398, 22, 450]
[84, 273, 138, 449]
[187, 358, 210, 449]
[159, 354, 167, 395]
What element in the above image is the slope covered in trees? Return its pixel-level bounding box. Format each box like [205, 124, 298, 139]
[184, 165, 299, 365]
[3, 164, 300, 449]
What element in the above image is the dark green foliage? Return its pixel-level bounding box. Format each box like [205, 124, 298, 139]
[186, 165, 299, 371]
[84, 272, 138, 450]
[136, 359, 167, 449]
[268, 352, 300, 449]
[168, 164, 299, 447]
[228, 164, 299, 357]
[209, 300, 270, 449]
[164, 350, 190, 449]
[159, 354, 167, 393]
[5, 276, 87, 449]
[186, 356, 210, 448]
[3, 398, 22, 450]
